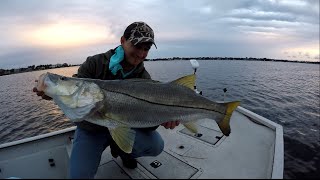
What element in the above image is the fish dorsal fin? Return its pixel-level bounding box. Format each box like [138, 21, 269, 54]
[183, 122, 198, 134]
[110, 126, 136, 153]
[170, 74, 196, 90]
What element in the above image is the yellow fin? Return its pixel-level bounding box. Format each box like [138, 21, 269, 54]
[218, 101, 240, 136]
[183, 122, 198, 134]
[110, 127, 136, 153]
[170, 74, 196, 90]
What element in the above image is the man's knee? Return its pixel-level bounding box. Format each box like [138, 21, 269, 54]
[133, 130, 164, 157]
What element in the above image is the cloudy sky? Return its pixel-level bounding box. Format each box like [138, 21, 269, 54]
[0, 0, 319, 69]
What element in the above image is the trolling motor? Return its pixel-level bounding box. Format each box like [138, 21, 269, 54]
[189, 59, 204, 138]
[189, 60, 202, 95]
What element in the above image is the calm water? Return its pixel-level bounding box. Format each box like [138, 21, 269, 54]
[0, 60, 319, 178]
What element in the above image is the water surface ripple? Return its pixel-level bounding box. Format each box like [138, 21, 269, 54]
[0, 60, 318, 178]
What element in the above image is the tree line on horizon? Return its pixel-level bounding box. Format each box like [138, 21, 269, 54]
[0, 56, 318, 76]
[0, 63, 79, 76]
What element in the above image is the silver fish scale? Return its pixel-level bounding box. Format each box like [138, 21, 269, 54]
[92, 79, 227, 113]
[96, 90, 225, 129]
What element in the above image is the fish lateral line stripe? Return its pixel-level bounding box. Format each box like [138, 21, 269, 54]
[105, 90, 226, 115]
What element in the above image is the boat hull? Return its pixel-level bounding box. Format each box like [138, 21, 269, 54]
[0, 106, 283, 179]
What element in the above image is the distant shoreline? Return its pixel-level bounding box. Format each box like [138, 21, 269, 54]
[145, 57, 320, 64]
[0, 58, 319, 76]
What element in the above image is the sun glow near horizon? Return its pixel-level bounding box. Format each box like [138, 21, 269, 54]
[282, 45, 320, 61]
[21, 21, 116, 48]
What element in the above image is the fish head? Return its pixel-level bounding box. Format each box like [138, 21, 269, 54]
[37, 72, 83, 97]
[36, 72, 105, 120]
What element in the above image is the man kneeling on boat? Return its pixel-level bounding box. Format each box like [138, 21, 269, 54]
[33, 21, 180, 179]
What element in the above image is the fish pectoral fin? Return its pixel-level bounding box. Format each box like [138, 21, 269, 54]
[110, 126, 136, 154]
[183, 122, 198, 134]
[217, 101, 241, 136]
[105, 112, 123, 122]
[170, 74, 196, 90]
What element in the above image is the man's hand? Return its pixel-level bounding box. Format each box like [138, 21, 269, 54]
[32, 87, 52, 100]
[161, 121, 180, 129]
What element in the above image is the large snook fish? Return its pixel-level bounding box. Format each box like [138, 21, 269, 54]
[36, 72, 240, 153]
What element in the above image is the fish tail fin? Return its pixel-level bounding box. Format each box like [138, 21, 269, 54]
[217, 101, 240, 136]
[110, 126, 136, 153]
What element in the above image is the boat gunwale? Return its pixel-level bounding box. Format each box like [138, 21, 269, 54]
[0, 126, 76, 149]
[236, 106, 284, 179]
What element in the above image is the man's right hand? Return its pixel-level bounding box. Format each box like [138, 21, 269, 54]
[32, 87, 52, 100]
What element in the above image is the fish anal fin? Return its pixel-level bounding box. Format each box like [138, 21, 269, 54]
[110, 127, 136, 153]
[183, 122, 198, 134]
[170, 74, 196, 90]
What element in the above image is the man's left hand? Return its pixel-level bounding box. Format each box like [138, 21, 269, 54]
[161, 121, 180, 129]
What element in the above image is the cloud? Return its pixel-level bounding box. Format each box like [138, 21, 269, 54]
[218, 0, 319, 41]
[0, 0, 319, 68]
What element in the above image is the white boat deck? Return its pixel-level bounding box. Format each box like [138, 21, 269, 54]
[0, 106, 283, 179]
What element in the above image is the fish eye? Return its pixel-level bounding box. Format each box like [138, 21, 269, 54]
[60, 76, 66, 80]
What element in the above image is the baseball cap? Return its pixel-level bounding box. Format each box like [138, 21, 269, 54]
[123, 21, 157, 49]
